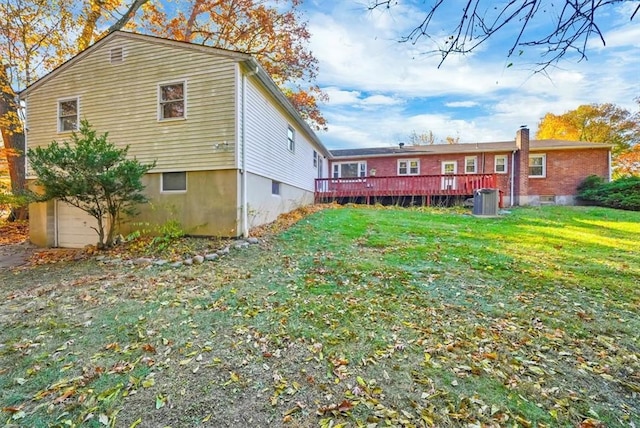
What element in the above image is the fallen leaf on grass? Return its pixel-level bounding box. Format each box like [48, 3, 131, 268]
[155, 394, 167, 409]
[579, 418, 606, 428]
[142, 343, 156, 353]
[317, 400, 355, 416]
[53, 387, 75, 404]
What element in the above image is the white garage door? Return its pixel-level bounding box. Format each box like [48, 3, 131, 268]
[56, 201, 102, 248]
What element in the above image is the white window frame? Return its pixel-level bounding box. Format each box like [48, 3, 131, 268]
[161, 171, 187, 193]
[57, 97, 79, 133]
[465, 156, 477, 174]
[494, 155, 508, 174]
[332, 161, 367, 179]
[441, 160, 457, 190]
[398, 159, 420, 176]
[287, 126, 295, 152]
[529, 154, 546, 178]
[158, 80, 187, 121]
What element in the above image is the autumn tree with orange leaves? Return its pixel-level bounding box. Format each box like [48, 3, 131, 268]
[536, 102, 640, 177]
[136, 0, 327, 130]
[615, 145, 640, 177]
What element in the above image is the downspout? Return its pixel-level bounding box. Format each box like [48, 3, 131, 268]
[510, 150, 516, 207]
[241, 64, 259, 238]
[607, 149, 612, 181]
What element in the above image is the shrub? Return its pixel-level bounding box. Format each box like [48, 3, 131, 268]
[577, 175, 640, 211]
[27, 120, 156, 248]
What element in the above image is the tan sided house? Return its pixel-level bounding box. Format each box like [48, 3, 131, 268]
[21, 31, 330, 248]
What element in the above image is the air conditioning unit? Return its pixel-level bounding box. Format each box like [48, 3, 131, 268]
[473, 188, 499, 216]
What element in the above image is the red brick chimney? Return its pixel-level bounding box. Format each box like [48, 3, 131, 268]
[515, 126, 530, 205]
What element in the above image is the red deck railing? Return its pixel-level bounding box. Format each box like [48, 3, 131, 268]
[314, 173, 497, 203]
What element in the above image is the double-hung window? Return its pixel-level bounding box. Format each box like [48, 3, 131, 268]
[398, 159, 419, 175]
[58, 98, 79, 132]
[287, 126, 295, 152]
[332, 162, 366, 178]
[494, 155, 508, 174]
[159, 81, 186, 120]
[529, 154, 546, 177]
[465, 156, 477, 174]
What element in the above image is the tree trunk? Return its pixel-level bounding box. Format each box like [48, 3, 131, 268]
[0, 65, 27, 221]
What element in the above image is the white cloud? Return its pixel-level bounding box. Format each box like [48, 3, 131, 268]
[308, 1, 639, 150]
[445, 101, 479, 108]
[323, 87, 361, 105]
[600, 24, 640, 48]
[361, 94, 402, 106]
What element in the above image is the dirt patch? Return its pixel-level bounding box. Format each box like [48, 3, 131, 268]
[0, 241, 36, 269]
[0, 221, 34, 269]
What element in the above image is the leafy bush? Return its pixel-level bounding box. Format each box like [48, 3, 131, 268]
[577, 175, 640, 211]
[27, 120, 156, 248]
[151, 219, 185, 252]
[576, 174, 605, 193]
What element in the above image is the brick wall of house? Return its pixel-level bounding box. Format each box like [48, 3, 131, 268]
[340, 153, 507, 177]
[332, 152, 515, 197]
[528, 148, 610, 196]
[327, 145, 610, 205]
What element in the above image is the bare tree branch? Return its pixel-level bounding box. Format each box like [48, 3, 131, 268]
[369, 0, 633, 71]
[105, 0, 149, 35]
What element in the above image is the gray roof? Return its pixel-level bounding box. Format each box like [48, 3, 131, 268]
[330, 139, 612, 158]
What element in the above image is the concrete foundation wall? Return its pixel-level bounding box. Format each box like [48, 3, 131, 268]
[246, 172, 314, 228]
[126, 170, 240, 237]
[29, 170, 242, 247]
[28, 199, 55, 247]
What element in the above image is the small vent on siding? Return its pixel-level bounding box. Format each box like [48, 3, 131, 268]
[110, 47, 124, 64]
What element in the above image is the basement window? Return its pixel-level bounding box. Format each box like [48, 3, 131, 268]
[272, 180, 280, 195]
[162, 172, 187, 192]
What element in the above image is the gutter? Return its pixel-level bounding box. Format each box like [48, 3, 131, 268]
[510, 150, 516, 207]
[241, 65, 259, 238]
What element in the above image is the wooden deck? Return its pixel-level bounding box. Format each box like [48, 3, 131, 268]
[314, 173, 498, 205]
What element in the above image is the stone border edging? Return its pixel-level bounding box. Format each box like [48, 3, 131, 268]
[94, 237, 260, 268]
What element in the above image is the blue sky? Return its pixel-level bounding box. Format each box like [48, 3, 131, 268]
[301, 1, 640, 149]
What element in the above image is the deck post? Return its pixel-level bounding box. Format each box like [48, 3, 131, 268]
[426, 195, 431, 206]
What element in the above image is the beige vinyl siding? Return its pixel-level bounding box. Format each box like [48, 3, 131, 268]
[24, 36, 238, 174]
[243, 77, 320, 192]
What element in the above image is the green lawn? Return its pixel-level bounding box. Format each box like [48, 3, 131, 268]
[1, 206, 639, 427]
